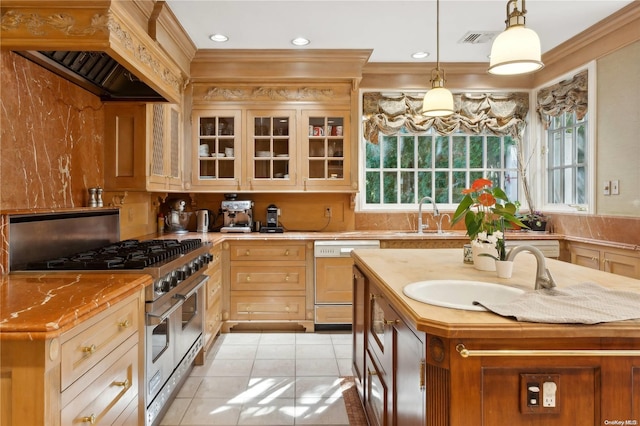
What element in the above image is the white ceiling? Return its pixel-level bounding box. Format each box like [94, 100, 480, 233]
[166, 0, 634, 63]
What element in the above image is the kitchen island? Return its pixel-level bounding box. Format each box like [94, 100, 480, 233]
[351, 248, 640, 426]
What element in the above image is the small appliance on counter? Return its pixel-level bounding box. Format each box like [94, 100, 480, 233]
[165, 199, 193, 234]
[260, 204, 283, 233]
[196, 209, 210, 232]
[220, 194, 253, 233]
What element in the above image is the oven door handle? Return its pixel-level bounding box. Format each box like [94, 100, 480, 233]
[147, 298, 184, 325]
[173, 275, 208, 301]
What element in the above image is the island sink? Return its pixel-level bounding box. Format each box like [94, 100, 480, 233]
[403, 279, 525, 311]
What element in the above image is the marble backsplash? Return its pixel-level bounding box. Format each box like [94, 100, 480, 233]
[0, 51, 105, 210]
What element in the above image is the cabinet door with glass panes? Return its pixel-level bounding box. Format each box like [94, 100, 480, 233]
[192, 110, 241, 190]
[302, 110, 351, 190]
[246, 110, 297, 190]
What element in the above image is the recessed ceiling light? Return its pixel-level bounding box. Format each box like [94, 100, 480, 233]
[209, 33, 229, 42]
[412, 51, 430, 59]
[291, 37, 310, 46]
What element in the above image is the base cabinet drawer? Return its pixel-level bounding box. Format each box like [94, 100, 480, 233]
[61, 335, 138, 426]
[61, 297, 138, 389]
[230, 295, 306, 320]
[315, 305, 352, 324]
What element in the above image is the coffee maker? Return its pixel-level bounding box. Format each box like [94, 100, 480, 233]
[220, 197, 253, 233]
[260, 204, 283, 233]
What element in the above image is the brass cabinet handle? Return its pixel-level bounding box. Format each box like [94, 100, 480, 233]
[245, 250, 251, 256]
[419, 360, 425, 391]
[367, 368, 378, 376]
[80, 414, 96, 424]
[114, 379, 129, 388]
[285, 274, 290, 282]
[118, 319, 130, 328]
[81, 344, 97, 354]
[246, 275, 251, 282]
[384, 319, 398, 325]
[284, 249, 290, 256]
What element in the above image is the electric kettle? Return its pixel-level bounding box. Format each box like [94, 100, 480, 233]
[196, 209, 210, 232]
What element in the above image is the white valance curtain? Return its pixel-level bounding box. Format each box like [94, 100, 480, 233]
[536, 70, 588, 128]
[363, 92, 530, 144]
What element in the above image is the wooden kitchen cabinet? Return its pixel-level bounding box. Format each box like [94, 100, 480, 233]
[189, 83, 356, 192]
[0, 290, 144, 426]
[223, 240, 314, 332]
[354, 268, 425, 426]
[202, 243, 223, 356]
[105, 102, 183, 192]
[569, 241, 640, 278]
[315, 256, 353, 325]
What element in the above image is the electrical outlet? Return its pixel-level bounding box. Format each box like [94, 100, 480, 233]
[324, 206, 332, 218]
[603, 181, 611, 195]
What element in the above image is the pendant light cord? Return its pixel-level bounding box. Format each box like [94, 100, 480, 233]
[436, 0, 441, 71]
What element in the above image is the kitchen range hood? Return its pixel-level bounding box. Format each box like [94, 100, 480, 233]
[17, 50, 166, 102]
[0, 1, 191, 104]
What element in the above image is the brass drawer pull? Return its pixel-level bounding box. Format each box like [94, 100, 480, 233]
[80, 414, 96, 424]
[284, 249, 290, 256]
[245, 250, 251, 256]
[285, 274, 290, 282]
[118, 319, 131, 328]
[384, 319, 398, 325]
[456, 343, 640, 358]
[114, 379, 129, 388]
[81, 344, 97, 354]
[245, 275, 251, 282]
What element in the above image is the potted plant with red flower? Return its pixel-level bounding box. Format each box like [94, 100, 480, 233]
[452, 178, 525, 270]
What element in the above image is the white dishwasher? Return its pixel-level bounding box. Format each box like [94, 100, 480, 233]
[314, 240, 381, 329]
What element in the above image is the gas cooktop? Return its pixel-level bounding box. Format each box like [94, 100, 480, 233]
[25, 239, 203, 271]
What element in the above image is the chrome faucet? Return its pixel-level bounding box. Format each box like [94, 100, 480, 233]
[435, 213, 450, 235]
[506, 245, 557, 290]
[418, 196, 439, 234]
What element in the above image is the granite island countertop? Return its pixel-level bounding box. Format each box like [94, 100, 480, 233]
[0, 272, 151, 340]
[351, 248, 640, 340]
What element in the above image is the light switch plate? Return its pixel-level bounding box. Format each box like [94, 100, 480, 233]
[612, 180, 620, 195]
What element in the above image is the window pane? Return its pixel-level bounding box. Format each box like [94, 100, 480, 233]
[452, 136, 467, 168]
[564, 129, 573, 164]
[383, 172, 398, 203]
[382, 136, 398, 168]
[434, 171, 449, 203]
[577, 124, 586, 163]
[417, 135, 432, 168]
[366, 171, 380, 204]
[452, 171, 466, 203]
[400, 171, 415, 203]
[564, 168, 573, 203]
[366, 141, 380, 168]
[400, 136, 415, 169]
[417, 171, 432, 197]
[487, 136, 501, 168]
[434, 136, 449, 168]
[577, 166, 586, 203]
[552, 132, 562, 166]
[469, 136, 483, 168]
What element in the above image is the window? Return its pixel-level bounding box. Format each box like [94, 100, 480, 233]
[546, 111, 588, 205]
[363, 129, 519, 209]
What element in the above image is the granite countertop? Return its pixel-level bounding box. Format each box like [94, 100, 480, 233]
[351, 248, 640, 340]
[0, 272, 151, 340]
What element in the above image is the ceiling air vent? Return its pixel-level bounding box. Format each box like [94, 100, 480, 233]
[458, 31, 500, 44]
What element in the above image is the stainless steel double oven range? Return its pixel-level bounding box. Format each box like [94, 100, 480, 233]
[9, 209, 211, 426]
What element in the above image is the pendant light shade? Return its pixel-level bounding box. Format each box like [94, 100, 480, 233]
[423, 0, 454, 117]
[488, 0, 543, 75]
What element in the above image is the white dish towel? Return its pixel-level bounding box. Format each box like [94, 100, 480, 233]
[475, 282, 640, 324]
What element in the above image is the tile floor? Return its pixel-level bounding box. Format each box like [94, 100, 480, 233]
[159, 332, 354, 426]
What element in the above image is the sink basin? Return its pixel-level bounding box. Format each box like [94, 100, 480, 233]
[403, 280, 525, 311]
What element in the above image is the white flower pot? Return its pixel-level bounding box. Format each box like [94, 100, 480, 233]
[472, 243, 498, 271]
[495, 260, 514, 278]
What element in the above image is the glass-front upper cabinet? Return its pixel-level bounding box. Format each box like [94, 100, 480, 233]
[302, 110, 350, 190]
[192, 110, 241, 190]
[246, 110, 297, 190]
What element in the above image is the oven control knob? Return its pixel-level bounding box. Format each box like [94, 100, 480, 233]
[175, 269, 186, 281]
[170, 274, 179, 288]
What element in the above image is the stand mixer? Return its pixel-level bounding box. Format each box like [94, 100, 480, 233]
[220, 197, 253, 233]
[165, 199, 193, 234]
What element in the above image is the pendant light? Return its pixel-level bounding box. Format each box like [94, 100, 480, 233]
[422, 0, 454, 117]
[488, 0, 544, 75]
